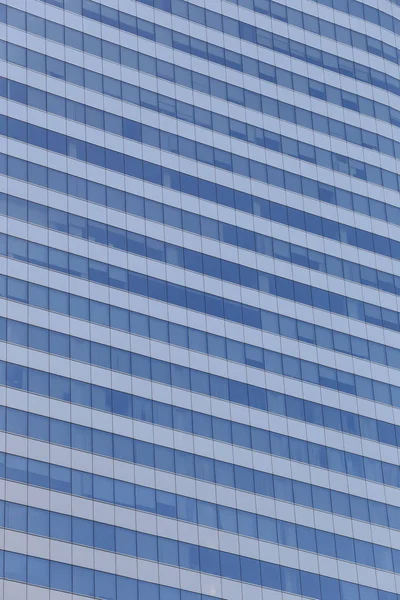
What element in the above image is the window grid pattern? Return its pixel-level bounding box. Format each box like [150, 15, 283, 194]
[1, 0, 400, 599]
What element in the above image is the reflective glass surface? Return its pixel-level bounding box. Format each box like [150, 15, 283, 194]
[1, 0, 399, 597]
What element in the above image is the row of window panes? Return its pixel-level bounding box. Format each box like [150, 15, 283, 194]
[3, 383, 400, 499]
[4, 41, 400, 225]
[3, 108, 399, 267]
[310, 0, 400, 34]
[5, 1, 400, 106]
[5, 209, 400, 343]
[2, 210, 400, 377]
[1, 224, 400, 401]
[2, 396, 400, 540]
[1, 81, 396, 248]
[3, 238, 400, 376]
[2, 492, 400, 582]
[44, 0, 400, 65]
[3, 73, 400, 200]
[3, 182, 399, 304]
[1, 331, 400, 488]
[1, 312, 399, 469]
[0, 549, 215, 600]
[3, 10, 400, 134]
[3, 365, 400, 489]
[226, 0, 400, 36]
[2, 269, 400, 445]
[0, 383, 395, 529]
[6, 73, 400, 187]
[2, 448, 400, 600]
[0, 282, 400, 440]
[0, 453, 399, 600]
[4, 114, 400, 263]
[2, 270, 398, 442]
[3, 79, 400, 191]
[0, 542, 390, 600]
[1, 223, 400, 363]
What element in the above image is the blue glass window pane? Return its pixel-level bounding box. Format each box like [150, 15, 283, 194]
[73, 566, 95, 596]
[28, 556, 49, 587]
[50, 562, 72, 592]
[5, 552, 27, 582]
[95, 571, 117, 600]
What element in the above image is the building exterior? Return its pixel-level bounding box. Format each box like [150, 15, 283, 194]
[1, 0, 400, 598]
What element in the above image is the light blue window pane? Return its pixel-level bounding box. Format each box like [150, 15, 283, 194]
[160, 587, 180, 600]
[72, 516, 93, 546]
[28, 556, 49, 587]
[50, 561, 72, 592]
[5, 502, 26, 531]
[138, 581, 159, 599]
[5, 552, 26, 582]
[137, 532, 158, 561]
[73, 566, 95, 596]
[51, 512, 72, 542]
[117, 576, 138, 597]
[93, 475, 114, 503]
[28, 506, 49, 537]
[158, 537, 179, 566]
[177, 496, 197, 523]
[95, 571, 116, 600]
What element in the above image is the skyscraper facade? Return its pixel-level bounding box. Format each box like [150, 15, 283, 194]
[1, 0, 400, 598]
